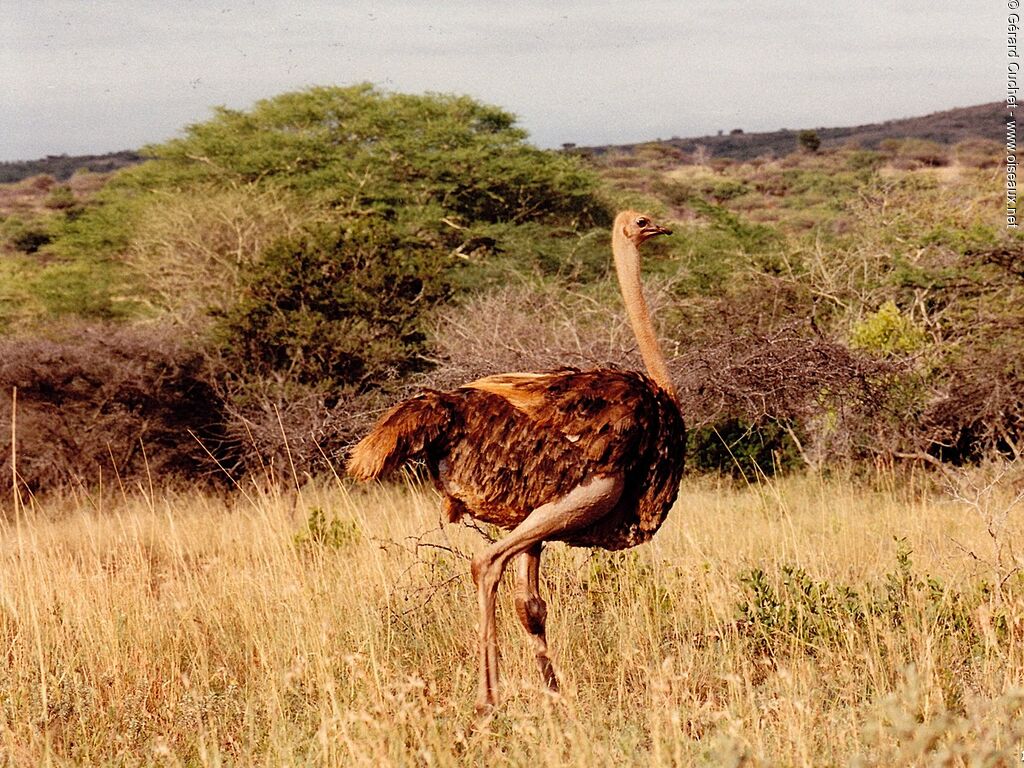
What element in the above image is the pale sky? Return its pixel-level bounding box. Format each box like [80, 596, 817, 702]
[0, 1, 998, 162]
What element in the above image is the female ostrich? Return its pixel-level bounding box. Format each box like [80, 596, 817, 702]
[347, 211, 685, 711]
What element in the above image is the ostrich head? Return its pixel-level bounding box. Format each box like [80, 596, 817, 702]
[616, 210, 672, 246]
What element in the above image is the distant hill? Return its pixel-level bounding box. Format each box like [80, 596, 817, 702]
[581, 102, 1004, 161]
[0, 102, 1003, 182]
[0, 151, 143, 184]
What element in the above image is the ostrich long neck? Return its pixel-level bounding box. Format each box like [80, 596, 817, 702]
[612, 227, 677, 399]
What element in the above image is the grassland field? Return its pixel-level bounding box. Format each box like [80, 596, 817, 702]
[2, 469, 1023, 766]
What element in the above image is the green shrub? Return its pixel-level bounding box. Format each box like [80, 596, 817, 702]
[215, 215, 452, 397]
[736, 540, 990, 656]
[953, 138, 1001, 169]
[779, 168, 865, 198]
[0, 212, 141, 324]
[879, 138, 950, 168]
[294, 507, 361, 551]
[687, 419, 802, 478]
[3, 216, 54, 254]
[851, 301, 926, 356]
[844, 149, 884, 171]
[662, 199, 782, 294]
[28, 256, 140, 322]
[44, 185, 77, 211]
[49, 176, 148, 259]
[798, 130, 821, 154]
[689, 198, 778, 252]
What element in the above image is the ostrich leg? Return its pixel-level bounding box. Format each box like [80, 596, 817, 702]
[470, 474, 623, 712]
[514, 543, 558, 691]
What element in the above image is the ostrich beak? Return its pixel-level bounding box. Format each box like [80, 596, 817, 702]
[642, 223, 672, 240]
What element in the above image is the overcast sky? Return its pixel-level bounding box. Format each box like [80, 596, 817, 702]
[0, 1, 998, 162]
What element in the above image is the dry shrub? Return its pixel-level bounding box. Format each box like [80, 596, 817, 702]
[423, 280, 890, 468]
[918, 334, 1024, 462]
[675, 322, 887, 427]
[879, 138, 951, 168]
[211, 380, 393, 483]
[423, 281, 644, 387]
[0, 175, 58, 216]
[124, 185, 327, 323]
[0, 173, 103, 222]
[887, 156, 922, 172]
[25, 174, 57, 192]
[0, 323, 232, 494]
[0, 319, 392, 491]
[631, 142, 689, 170]
[67, 169, 113, 197]
[953, 138, 1002, 170]
[667, 301, 894, 469]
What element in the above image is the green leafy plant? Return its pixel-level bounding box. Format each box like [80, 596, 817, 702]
[687, 419, 803, 478]
[293, 507, 361, 550]
[44, 185, 77, 211]
[735, 540, 993, 655]
[851, 300, 926, 356]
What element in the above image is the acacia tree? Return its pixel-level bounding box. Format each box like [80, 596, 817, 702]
[170, 86, 605, 394]
[148, 84, 604, 225]
[798, 130, 822, 153]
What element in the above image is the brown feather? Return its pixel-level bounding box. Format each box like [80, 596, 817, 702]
[465, 372, 552, 417]
[346, 392, 454, 481]
[348, 368, 686, 550]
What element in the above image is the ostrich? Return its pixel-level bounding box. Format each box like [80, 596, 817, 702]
[347, 210, 686, 711]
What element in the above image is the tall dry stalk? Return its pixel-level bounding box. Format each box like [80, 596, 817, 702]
[945, 460, 1024, 595]
[9, 386, 16, 516]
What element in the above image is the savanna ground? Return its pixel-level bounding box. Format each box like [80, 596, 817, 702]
[3, 467, 1023, 766]
[2, 88, 1022, 766]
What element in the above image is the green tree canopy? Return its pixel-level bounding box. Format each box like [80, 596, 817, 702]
[147, 84, 604, 225]
[54, 85, 609, 395]
[217, 215, 451, 398]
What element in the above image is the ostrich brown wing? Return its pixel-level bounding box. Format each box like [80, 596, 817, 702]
[558, 375, 685, 550]
[433, 369, 686, 549]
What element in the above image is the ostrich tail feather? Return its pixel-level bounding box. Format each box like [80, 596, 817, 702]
[346, 392, 453, 481]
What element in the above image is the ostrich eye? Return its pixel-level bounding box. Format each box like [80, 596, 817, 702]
[636, 217, 648, 227]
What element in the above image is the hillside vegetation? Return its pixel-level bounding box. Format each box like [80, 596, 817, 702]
[0, 151, 142, 184]
[582, 102, 1005, 161]
[0, 86, 1019, 491]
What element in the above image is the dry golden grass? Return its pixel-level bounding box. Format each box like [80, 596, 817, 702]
[2, 469, 1023, 766]
[122, 185, 329, 324]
